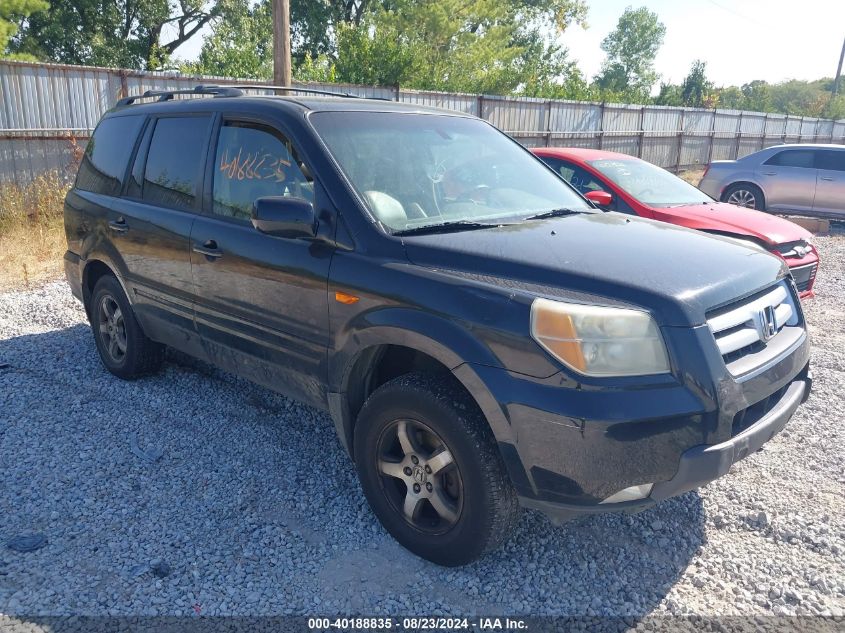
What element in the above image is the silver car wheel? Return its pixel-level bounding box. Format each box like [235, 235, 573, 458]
[727, 189, 757, 208]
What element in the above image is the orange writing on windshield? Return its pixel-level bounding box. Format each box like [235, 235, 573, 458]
[219, 147, 291, 182]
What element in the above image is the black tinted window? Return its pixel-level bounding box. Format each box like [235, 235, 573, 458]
[817, 150, 845, 172]
[142, 117, 211, 211]
[212, 121, 314, 221]
[764, 150, 815, 168]
[75, 116, 144, 196]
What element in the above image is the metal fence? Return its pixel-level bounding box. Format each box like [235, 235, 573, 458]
[2, 59, 845, 186]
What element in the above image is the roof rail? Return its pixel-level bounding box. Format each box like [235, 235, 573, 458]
[115, 83, 387, 108]
[222, 84, 362, 98]
[116, 85, 243, 107]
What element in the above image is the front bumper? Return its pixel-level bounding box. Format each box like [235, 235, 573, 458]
[456, 322, 811, 522]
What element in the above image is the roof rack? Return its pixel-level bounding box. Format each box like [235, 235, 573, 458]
[116, 85, 243, 107]
[115, 83, 387, 107]
[222, 84, 363, 99]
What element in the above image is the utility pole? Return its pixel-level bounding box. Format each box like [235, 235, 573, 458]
[273, 0, 291, 87]
[834, 35, 845, 97]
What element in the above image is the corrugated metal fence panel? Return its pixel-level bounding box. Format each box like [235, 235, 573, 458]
[3, 59, 845, 184]
[399, 90, 478, 114]
[784, 116, 803, 141]
[482, 95, 547, 136]
[600, 103, 640, 155]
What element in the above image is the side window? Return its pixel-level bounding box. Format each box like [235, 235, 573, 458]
[764, 150, 815, 169]
[141, 117, 211, 211]
[549, 159, 604, 194]
[816, 150, 845, 172]
[75, 115, 144, 196]
[212, 121, 314, 222]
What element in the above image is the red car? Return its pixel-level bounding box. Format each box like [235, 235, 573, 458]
[533, 148, 819, 298]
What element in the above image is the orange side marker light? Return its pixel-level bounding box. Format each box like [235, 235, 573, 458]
[335, 291, 360, 305]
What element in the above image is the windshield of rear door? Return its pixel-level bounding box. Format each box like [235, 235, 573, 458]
[588, 157, 713, 207]
[309, 111, 593, 232]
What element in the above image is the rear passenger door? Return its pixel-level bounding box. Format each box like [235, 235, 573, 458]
[812, 149, 845, 217]
[756, 148, 817, 212]
[114, 114, 212, 354]
[189, 117, 333, 408]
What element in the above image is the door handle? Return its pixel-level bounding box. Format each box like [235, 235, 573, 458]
[762, 172, 777, 176]
[820, 176, 834, 181]
[192, 239, 223, 259]
[108, 218, 129, 233]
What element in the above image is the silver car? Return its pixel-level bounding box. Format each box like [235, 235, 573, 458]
[699, 143, 845, 218]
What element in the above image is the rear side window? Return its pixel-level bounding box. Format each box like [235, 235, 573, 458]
[141, 117, 211, 211]
[75, 116, 144, 196]
[212, 121, 314, 222]
[816, 150, 845, 172]
[764, 150, 815, 169]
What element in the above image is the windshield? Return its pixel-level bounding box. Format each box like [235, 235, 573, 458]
[588, 158, 713, 207]
[310, 111, 592, 232]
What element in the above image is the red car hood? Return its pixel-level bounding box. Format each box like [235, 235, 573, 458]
[653, 202, 811, 246]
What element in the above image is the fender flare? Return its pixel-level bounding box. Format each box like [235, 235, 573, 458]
[327, 308, 515, 455]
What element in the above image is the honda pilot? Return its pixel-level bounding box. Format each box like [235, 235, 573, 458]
[64, 86, 812, 566]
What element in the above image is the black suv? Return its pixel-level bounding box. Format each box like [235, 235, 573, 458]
[64, 85, 811, 566]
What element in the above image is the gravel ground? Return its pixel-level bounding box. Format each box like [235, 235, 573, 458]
[0, 237, 844, 623]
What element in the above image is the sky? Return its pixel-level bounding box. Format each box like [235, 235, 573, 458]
[176, 0, 845, 88]
[563, 0, 845, 87]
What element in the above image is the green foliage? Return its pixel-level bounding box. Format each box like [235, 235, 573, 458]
[184, 0, 271, 78]
[655, 59, 715, 108]
[594, 5, 665, 100]
[0, 0, 47, 55]
[326, 0, 589, 95]
[9, 0, 218, 69]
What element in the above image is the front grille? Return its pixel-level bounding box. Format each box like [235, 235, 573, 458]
[732, 384, 789, 437]
[790, 262, 817, 293]
[706, 281, 802, 376]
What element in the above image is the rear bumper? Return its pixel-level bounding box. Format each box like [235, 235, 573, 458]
[64, 250, 83, 302]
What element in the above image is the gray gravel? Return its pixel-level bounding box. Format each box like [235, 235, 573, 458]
[1, 237, 844, 619]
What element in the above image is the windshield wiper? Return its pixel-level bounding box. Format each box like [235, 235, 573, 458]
[524, 208, 583, 221]
[393, 220, 507, 236]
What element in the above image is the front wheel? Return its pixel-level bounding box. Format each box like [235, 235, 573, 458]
[354, 372, 520, 566]
[723, 183, 765, 210]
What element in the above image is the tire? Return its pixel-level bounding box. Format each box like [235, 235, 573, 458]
[354, 372, 520, 566]
[90, 275, 164, 379]
[722, 183, 765, 210]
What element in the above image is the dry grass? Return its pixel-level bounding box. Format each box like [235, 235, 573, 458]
[679, 168, 706, 187]
[0, 173, 71, 291]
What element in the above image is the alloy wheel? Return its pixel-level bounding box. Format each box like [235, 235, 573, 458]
[376, 419, 463, 534]
[727, 188, 757, 208]
[97, 294, 127, 363]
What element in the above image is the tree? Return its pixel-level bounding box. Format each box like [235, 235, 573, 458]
[185, 0, 272, 78]
[594, 6, 665, 100]
[331, 0, 588, 94]
[190, 0, 589, 93]
[1, 0, 48, 58]
[680, 59, 714, 108]
[9, 0, 220, 69]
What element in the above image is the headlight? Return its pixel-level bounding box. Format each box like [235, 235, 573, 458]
[530, 298, 670, 377]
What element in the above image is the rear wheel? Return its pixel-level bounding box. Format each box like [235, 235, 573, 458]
[354, 372, 520, 566]
[90, 275, 164, 379]
[723, 183, 765, 210]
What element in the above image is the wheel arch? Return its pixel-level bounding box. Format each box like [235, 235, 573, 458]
[81, 257, 128, 320]
[722, 181, 766, 210]
[327, 322, 512, 458]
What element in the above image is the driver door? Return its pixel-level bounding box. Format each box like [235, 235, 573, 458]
[190, 116, 334, 408]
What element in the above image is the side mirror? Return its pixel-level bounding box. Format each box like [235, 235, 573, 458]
[585, 190, 613, 208]
[252, 196, 316, 239]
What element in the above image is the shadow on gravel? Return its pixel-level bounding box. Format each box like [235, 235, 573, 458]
[1, 324, 704, 620]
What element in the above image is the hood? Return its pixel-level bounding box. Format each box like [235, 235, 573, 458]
[652, 202, 812, 246]
[401, 212, 788, 327]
